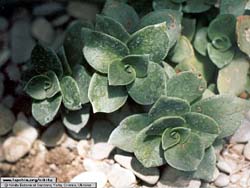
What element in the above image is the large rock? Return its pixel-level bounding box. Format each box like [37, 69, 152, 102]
[0, 104, 15, 136]
[90, 143, 114, 160]
[114, 154, 160, 185]
[32, 17, 55, 45]
[11, 19, 35, 64]
[71, 171, 107, 188]
[12, 120, 38, 144]
[230, 119, 250, 143]
[108, 164, 136, 188]
[41, 121, 66, 147]
[3, 136, 31, 162]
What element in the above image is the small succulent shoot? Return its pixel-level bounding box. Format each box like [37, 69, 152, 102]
[109, 71, 250, 180]
[194, 14, 237, 68]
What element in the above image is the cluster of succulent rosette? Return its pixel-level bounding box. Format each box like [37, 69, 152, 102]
[23, 0, 250, 180]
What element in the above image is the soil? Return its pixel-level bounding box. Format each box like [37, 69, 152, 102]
[0, 145, 84, 182]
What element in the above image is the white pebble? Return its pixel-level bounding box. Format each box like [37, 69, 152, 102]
[3, 136, 31, 162]
[243, 142, 250, 160]
[217, 160, 233, 174]
[77, 140, 90, 157]
[214, 173, 230, 187]
[83, 158, 111, 174]
[90, 142, 114, 160]
[71, 171, 107, 188]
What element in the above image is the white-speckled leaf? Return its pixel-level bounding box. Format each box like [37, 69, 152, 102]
[95, 14, 130, 43]
[166, 72, 207, 103]
[88, 73, 128, 113]
[127, 23, 169, 63]
[72, 65, 91, 104]
[82, 28, 129, 73]
[60, 76, 81, 110]
[127, 62, 167, 105]
[32, 94, 62, 126]
[108, 114, 152, 152]
[62, 105, 90, 133]
[191, 95, 250, 138]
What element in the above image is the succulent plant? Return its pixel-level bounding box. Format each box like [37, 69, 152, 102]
[109, 71, 250, 180]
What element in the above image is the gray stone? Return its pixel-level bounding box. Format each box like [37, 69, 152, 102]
[52, 15, 70, 27]
[41, 121, 66, 147]
[17, 112, 28, 122]
[71, 171, 107, 188]
[5, 63, 21, 81]
[32, 17, 55, 45]
[114, 154, 160, 185]
[67, 2, 99, 21]
[0, 104, 15, 136]
[243, 142, 250, 160]
[157, 166, 192, 188]
[83, 158, 112, 174]
[214, 173, 230, 187]
[0, 17, 8, 31]
[11, 20, 35, 64]
[108, 164, 136, 188]
[1, 95, 15, 109]
[0, 137, 6, 162]
[230, 119, 250, 143]
[0, 49, 10, 68]
[3, 136, 31, 162]
[77, 140, 90, 157]
[12, 120, 38, 144]
[217, 160, 232, 174]
[92, 119, 115, 143]
[91, 143, 114, 160]
[33, 3, 64, 16]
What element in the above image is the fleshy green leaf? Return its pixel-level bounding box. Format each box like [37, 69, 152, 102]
[25, 71, 60, 100]
[60, 76, 81, 110]
[121, 55, 149, 78]
[127, 62, 167, 105]
[162, 127, 191, 150]
[108, 60, 136, 86]
[31, 44, 63, 78]
[138, 9, 182, 49]
[182, 18, 196, 41]
[152, 0, 182, 11]
[32, 94, 62, 126]
[62, 105, 90, 133]
[217, 53, 250, 96]
[184, 112, 219, 148]
[149, 96, 190, 120]
[108, 114, 152, 152]
[191, 95, 250, 138]
[146, 116, 186, 135]
[236, 15, 250, 56]
[127, 23, 169, 63]
[193, 146, 216, 182]
[25, 75, 51, 100]
[208, 14, 236, 42]
[102, 0, 139, 33]
[72, 65, 91, 105]
[162, 62, 176, 79]
[193, 27, 209, 56]
[170, 35, 195, 64]
[64, 20, 93, 66]
[164, 132, 205, 171]
[95, 14, 130, 43]
[82, 28, 129, 73]
[57, 46, 72, 75]
[207, 43, 235, 68]
[135, 127, 166, 167]
[88, 73, 128, 113]
[220, 0, 247, 16]
[166, 72, 207, 103]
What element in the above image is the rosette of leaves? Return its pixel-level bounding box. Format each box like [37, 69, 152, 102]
[109, 71, 250, 180]
[82, 14, 171, 113]
[152, 0, 215, 13]
[193, 14, 236, 68]
[24, 21, 92, 133]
